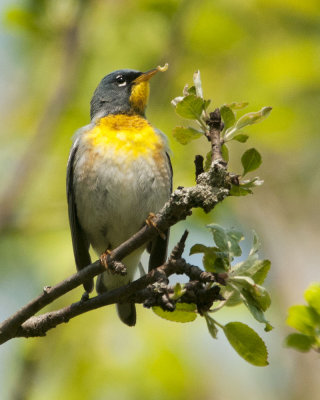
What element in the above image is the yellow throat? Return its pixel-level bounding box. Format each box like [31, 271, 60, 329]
[86, 114, 164, 161]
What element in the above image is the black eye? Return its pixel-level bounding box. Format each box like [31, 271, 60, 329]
[116, 75, 126, 86]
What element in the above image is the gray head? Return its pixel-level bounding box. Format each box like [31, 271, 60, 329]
[90, 68, 160, 120]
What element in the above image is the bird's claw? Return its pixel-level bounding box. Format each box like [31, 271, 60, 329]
[146, 212, 166, 240]
[100, 250, 127, 275]
[100, 249, 112, 269]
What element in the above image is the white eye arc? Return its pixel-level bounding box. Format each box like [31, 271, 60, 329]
[116, 75, 127, 87]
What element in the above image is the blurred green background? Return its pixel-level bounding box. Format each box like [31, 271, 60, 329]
[1, 0, 319, 399]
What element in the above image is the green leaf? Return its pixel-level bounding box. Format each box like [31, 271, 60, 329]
[172, 283, 186, 300]
[232, 259, 271, 285]
[285, 333, 315, 352]
[244, 300, 273, 332]
[241, 148, 262, 176]
[223, 322, 269, 366]
[207, 224, 229, 252]
[226, 102, 249, 110]
[207, 224, 243, 258]
[203, 99, 211, 110]
[203, 248, 218, 272]
[251, 260, 271, 285]
[231, 276, 271, 311]
[304, 282, 320, 315]
[235, 107, 272, 130]
[204, 314, 219, 339]
[189, 243, 210, 255]
[286, 305, 320, 335]
[221, 143, 229, 162]
[220, 105, 236, 131]
[183, 85, 196, 96]
[221, 287, 242, 307]
[175, 94, 205, 120]
[250, 231, 261, 256]
[227, 229, 244, 257]
[233, 133, 249, 143]
[172, 126, 203, 145]
[152, 303, 197, 323]
[230, 184, 253, 196]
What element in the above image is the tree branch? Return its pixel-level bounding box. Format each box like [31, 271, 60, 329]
[206, 108, 225, 164]
[15, 255, 224, 339]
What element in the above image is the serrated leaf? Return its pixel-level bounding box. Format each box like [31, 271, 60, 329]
[172, 127, 203, 145]
[221, 143, 229, 162]
[152, 303, 197, 323]
[285, 333, 315, 352]
[286, 305, 320, 335]
[223, 322, 269, 366]
[175, 94, 205, 120]
[204, 314, 219, 339]
[233, 134, 249, 143]
[193, 70, 203, 98]
[226, 102, 249, 110]
[220, 105, 236, 131]
[230, 184, 253, 196]
[304, 282, 320, 315]
[235, 107, 272, 130]
[241, 148, 262, 176]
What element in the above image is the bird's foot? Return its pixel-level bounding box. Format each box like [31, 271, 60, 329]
[100, 250, 127, 275]
[146, 212, 166, 240]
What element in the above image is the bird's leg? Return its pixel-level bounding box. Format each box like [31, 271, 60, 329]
[100, 250, 127, 275]
[81, 291, 90, 302]
[145, 212, 166, 239]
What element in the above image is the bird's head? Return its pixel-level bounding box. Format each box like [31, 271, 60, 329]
[90, 64, 168, 120]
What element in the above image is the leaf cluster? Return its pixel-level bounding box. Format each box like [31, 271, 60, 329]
[285, 283, 320, 353]
[171, 71, 272, 196]
[153, 227, 271, 367]
[153, 71, 273, 367]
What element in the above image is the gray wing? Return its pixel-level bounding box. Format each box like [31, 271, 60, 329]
[67, 140, 93, 292]
[148, 152, 172, 272]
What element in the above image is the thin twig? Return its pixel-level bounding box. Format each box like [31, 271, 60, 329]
[206, 108, 225, 164]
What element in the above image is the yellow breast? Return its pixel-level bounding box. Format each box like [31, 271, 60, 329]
[85, 114, 164, 161]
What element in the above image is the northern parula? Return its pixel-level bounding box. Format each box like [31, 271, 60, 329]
[67, 65, 172, 326]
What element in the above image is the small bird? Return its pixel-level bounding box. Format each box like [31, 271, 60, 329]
[67, 65, 172, 326]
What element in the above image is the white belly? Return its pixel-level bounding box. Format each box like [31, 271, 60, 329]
[73, 144, 171, 256]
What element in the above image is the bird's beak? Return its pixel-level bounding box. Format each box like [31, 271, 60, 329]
[133, 63, 168, 84]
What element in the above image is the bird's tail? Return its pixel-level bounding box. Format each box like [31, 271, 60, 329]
[117, 303, 136, 326]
